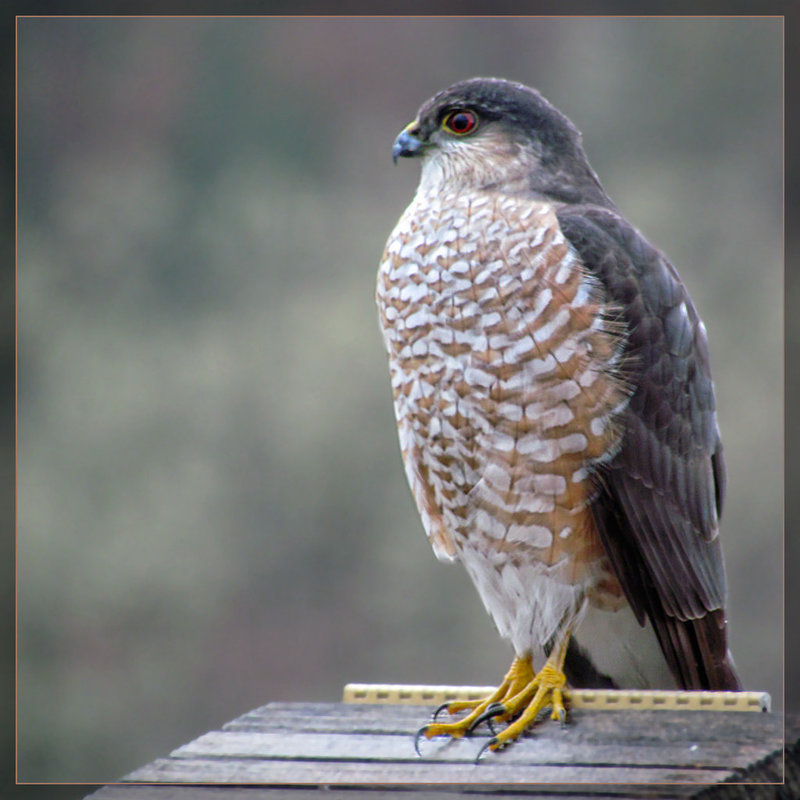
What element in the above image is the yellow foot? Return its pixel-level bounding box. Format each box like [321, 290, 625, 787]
[477, 662, 567, 757]
[414, 656, 568, 758]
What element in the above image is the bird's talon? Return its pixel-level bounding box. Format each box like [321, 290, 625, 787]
[411, 655, 570, 754]
[475, 737, 499, 763]
[467, 702, 507, 732]
[413, 725, 431, 757]
[431, 701, 452, 722]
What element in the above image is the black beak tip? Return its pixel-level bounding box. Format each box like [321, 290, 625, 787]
[392, 129, 423, 163]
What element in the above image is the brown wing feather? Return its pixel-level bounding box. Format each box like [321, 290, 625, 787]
[557, 206, 741, 690]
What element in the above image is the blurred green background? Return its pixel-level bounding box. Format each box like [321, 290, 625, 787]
[17, 17, 781, 783]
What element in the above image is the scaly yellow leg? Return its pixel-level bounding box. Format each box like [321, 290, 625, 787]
[483, 661, 567, 752]
[480, 633, 571, 756]
[415, 655, 534, 750]
[415, 631, 572, 758]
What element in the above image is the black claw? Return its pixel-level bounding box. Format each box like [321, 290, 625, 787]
[475, 737, 499, 763]
[414, 725, 430, 758]
[431, 701, 452, 722]
[467, 702, 506, 733]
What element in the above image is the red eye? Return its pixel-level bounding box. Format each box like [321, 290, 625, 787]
[443, 110, 477, 135]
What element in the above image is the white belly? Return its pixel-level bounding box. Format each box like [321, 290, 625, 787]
[459, 542, 587, 658]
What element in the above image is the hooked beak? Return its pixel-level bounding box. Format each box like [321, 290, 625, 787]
[392, 125, 425, 164]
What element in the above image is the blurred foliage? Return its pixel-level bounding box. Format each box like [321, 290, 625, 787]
[17, 18, 781, 782]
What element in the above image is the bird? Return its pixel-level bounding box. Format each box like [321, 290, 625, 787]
[376, 77, 741, 755]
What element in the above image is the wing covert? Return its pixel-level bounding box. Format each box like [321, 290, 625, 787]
[556, 205, 739, 689]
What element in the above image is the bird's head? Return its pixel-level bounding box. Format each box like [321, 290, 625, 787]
[393, 77, 609, 206]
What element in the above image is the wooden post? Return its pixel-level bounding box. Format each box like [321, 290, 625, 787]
[85, 687, 791, 799]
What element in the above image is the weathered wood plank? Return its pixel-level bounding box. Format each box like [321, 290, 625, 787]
[119, 703, 780, 787]
[88, 784, 702, 799]
[80, 702, 786, 798]
[168, 728, 771, 771]
[224, 703, 778, 747]
[125, 755, 732, 785]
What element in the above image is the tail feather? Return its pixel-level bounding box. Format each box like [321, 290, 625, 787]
[651, 608, 742, 691]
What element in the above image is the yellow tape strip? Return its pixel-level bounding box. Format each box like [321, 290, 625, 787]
[342, 683, 770, 712]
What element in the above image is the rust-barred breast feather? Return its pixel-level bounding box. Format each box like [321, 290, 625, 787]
[377, 78, 740, 753]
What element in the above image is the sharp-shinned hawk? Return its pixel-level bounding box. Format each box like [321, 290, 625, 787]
[376, 78, 741, 754]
